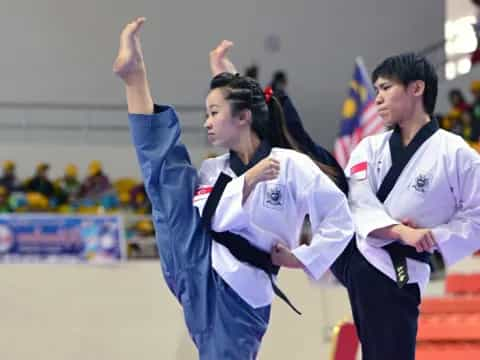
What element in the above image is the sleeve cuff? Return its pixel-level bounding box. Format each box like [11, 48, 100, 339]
[128, 105, 177, 146]
[432, 227, 479, 266]
[291, 245, 327, 280]
[353, 208, 399, 242]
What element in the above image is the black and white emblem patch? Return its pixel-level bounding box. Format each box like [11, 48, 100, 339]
[264, 184, 285, 210]
[412, 174, 431, 193]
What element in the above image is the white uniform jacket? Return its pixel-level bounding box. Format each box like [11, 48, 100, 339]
[347, 123, 480, 294]
[194, 147, 354, 308]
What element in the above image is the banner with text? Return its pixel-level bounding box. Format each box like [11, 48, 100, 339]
[0, 214, 125, 263]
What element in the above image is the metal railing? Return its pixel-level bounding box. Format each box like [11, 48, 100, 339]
[0, 101, 206, 145]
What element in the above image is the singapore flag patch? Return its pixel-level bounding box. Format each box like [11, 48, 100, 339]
[350, 161, 367, 180]
[193, 185, 213, 202]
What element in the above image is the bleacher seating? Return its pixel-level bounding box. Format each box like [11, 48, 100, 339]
[417, 273, 480, 360]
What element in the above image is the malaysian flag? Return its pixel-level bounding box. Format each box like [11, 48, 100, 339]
[333, 58, 385, 168]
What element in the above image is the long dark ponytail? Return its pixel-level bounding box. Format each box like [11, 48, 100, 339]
[209, 72, 338, 180]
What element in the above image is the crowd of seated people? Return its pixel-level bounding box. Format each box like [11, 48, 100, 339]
[0, 159, 156, 258]
[439, 82, 480, 152]
[0, 160, 151, 215]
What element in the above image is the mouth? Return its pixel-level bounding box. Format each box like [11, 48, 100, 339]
[377, 108, 388, 117]
[207, 133, 215, 141]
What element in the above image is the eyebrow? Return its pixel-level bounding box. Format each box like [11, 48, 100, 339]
[208, 104, 219, 110]
[374, 80, 391, 90]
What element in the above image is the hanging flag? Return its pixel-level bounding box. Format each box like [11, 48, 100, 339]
[334, 57, 384, 168]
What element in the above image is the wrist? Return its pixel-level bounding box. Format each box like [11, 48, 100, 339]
[394, 224, 410, 242]
[242, 172, 257, 204]
[244, 171, 257, 190]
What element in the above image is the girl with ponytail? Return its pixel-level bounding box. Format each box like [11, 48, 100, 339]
[114, 18, 353, 359]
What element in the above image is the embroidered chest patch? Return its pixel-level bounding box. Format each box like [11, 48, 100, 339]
[264, 184, 285, 210]
[351, 161, 367, 180]
[412, 174, 431, 193]
[193, 185, 212, 203]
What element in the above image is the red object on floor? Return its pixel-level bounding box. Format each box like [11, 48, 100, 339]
[330, 322, 359, 360]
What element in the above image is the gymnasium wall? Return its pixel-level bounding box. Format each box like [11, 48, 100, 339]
[0, 0, 444, 176]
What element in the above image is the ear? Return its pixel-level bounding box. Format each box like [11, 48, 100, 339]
[410, 80, 425, 98]
[237, 109, 252, 126]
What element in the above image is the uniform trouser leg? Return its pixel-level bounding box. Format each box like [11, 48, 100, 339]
[331, 239, 421, 360]
[330, 236, 355, 287]
[151, 146, 270, 359]
[195, 271, 271, 360]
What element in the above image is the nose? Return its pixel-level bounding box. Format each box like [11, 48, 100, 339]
[204, 116, 212, 129]
[375, 92, 384, 106]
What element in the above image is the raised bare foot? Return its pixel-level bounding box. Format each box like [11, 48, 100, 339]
[113, 17, 147, 82]
[209, 40, 237, 76]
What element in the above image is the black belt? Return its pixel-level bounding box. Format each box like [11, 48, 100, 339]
[202, 172, 301, 315]
[375, 121, 439, 288]
[382, 242, 431, 288]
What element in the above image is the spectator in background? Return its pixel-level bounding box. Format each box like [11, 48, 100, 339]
[270, 70, 288, 94]
[56, 163, 81, 204]
[449, 110, 477, 143]
[441, 108, 461, 131]
[244, 64, 259, 80]
[77, 160, 112, 199]
[449, 109, 464, 136]
[129, 183, 151, 214]
[24, 163, 55, 199]
[470, 80, 480, 141]
[0, 160, 21, 193]
[449, 88, 471, 113]
[25, 192, 49, 212]
[461, 111, 478, 143]
[441, 89, 470, 132]
[0, 186, 12, 213]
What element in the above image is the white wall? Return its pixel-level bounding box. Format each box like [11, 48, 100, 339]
[1, 0, 444, 157]
[0, 108, 212, 179]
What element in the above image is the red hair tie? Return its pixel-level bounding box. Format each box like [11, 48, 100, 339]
[264, 86, 273, 104]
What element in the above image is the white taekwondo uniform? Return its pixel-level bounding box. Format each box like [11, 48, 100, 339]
[194, 142, 354, 308]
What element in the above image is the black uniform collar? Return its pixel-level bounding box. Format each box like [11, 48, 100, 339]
[389, 117, 439, 165]
[229, 140, 272, 176]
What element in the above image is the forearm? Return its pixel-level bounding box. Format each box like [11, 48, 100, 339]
[272, 243, 305, 269]
[369, 224, 407, 240]
[242, 172, 257, 204]
[125, 71, 154, 114]
[291, 179, 354, 280]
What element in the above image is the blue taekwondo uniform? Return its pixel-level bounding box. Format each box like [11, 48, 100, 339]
[128, 103, 354, 359]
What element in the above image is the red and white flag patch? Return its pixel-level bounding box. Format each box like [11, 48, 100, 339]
[351, 161, 367, 180]
[194, 186, 213, 196]
[193, 185, 213, 202]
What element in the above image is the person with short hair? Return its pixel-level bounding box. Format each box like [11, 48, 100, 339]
[331, 53, 480, 360]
